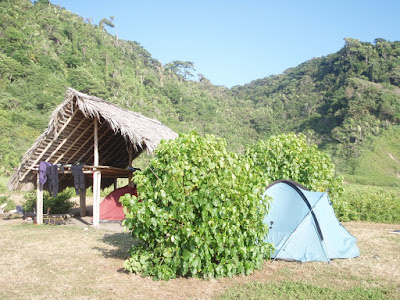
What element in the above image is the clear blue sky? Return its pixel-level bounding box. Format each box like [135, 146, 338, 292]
[51, 0, 400, 88]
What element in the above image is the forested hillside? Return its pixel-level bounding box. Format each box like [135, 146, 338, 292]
[231, 38, 400, 171]
[0, 0, 259, 175]
[1, 0, 400, 185]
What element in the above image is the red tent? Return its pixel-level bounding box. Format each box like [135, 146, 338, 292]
[100, 186, 137, 222]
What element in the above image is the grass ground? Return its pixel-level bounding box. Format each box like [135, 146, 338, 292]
[1, 172, 399, 299]
[0, 219, 399, 299]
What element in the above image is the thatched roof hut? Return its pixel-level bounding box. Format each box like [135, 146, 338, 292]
[8, 88, 178, 225]
[8, 88, 178, 191]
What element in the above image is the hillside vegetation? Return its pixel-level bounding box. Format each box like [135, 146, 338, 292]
[0, 0, 258, 174]
[1, 0, 400, 187]
[232, 38, 400, 158]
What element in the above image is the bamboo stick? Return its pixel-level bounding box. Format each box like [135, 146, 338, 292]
[53, 119, 93, 164]
[93, 118, 100, 227]
[45, 117, 87, 163]
[36, 173, 43, 225]
[128, 142, 133, 187]
[72, 122, 109, 164]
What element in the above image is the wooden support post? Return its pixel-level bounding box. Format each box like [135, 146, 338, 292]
[79, 188, 86, 217]
[93, 172, 98, 225]
[93, 118, 100, 226]
[94, 118, 99, 167]
[36, 173, 43, 225]
[93, 171, 101, 226]
[114, 178, 118, 190]
[128, 142, 133, 188]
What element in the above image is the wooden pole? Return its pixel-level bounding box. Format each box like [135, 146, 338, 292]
[128, 142, 133, 187]
[97, 171, 101, 218]
[114, 178, 118, 190]
[93, 118, 100, 226]
[92, 172, 98, 225]
[36, 173, 43, 225]
[94, 118, 99, 167]
[79, 188, 86, 217]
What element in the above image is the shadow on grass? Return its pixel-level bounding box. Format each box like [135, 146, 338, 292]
[93, 232, 131, 259]
[93, 232, 142, 261]
[73, 216, 92, 226]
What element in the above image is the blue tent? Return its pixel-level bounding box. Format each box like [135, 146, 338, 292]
[263, 180, 359, 262]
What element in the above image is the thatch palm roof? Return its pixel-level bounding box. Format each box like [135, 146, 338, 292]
[8, 88, 178, 191]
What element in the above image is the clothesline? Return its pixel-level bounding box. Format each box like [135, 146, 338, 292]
[29, 164, 137, 177]
[34, 162, 138, 198]
[29, 164, 136, 170]
[38, 162, 87, 197]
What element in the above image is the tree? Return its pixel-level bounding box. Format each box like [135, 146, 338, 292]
[99, 16, 115, 30]
[34, 0, 50, 5]
[165, 60, 196, 81]
[198, 73, 211, 85]
[66, 67, 109, 98]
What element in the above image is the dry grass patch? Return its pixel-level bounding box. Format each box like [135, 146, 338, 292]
[0, 219, 399, 299]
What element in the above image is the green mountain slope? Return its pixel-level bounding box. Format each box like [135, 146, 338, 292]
[232, 38, 400, 138]
[231, 38, 400, 172]
[1, 0, 400, 188]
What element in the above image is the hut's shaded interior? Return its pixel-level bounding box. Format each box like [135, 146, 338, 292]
[24, 111, 142, 191]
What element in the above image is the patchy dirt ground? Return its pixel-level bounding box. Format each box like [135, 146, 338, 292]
[0, 217, 399, 299]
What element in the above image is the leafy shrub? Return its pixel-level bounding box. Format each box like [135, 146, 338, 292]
[335, 184, 400, 223]
[245, 133, 344, 200]
[121, 132, 272, 280]
[0, 195, 16, 212]
[23, 187, 75, 214]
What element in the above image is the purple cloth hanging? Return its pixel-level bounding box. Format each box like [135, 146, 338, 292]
[47, 164, 59, 198]
[39, 161, 51, 185]
[71, 164, 85, 195]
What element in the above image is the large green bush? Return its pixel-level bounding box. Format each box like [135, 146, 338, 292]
[23, 187, 75, 214]
[121, 132, 272, 280]
[246, 133, 344, 199]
